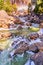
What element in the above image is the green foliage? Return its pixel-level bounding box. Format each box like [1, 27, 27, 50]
[3, 3, 13, 13]
[5, 0, 10, 5]
[0, 0, 4, 9]
[37, 0, 43, 5]
[0, 0, 17, 14]
[12, 4, 17, 12]
[3, 0, 14, 13]
[34, 0, 43, 13]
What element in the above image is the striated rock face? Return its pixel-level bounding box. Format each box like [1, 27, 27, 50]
[0, 10, 9, 18]
[0, 10, 15, 40]
[0, 10, 14, 28]
[10, 0, 31, 5]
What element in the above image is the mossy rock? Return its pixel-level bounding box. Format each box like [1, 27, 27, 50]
[29, 27, 40, 32]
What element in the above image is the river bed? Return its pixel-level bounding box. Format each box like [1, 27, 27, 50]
[0, 14, 43, 65]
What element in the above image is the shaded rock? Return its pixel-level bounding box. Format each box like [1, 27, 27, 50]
[14, 42, 29, 54]
[25, 22, 32, 26]
[0, 50, 3, 53]
[9, 24, 16, 28]
[17, 25, 23, 30]
[28, 33, 39, 40]
[28, 13, 40, 23]
[29, 42, 43, 53]
[30, 52, 43, 65]
[10, 42, 29, 57]
[39, 14, 43, 21]
[14, 18, 24, 25]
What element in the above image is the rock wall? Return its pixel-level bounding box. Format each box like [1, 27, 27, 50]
[10, 0, 31, 5]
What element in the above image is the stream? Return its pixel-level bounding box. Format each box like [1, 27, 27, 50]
[0, 14, 43, 65]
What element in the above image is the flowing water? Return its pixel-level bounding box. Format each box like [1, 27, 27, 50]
[0, 15, 43, 65]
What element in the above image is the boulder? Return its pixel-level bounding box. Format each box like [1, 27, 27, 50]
[31, 52, 43, 65]
[0, 10, 14, 28]
[28, 33, 39, 40]
[10, 37, 29, 56]
[14, 42, 29, 54]
[29, 42, 43, 53]
[0, 10, 9, 19]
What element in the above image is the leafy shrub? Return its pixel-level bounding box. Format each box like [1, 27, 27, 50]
[34, 0, 43, 13]
[12, 4, 17, 12]
[0, 0, 4, 9]
[0, 0, 17, 14]
[3, 0, 13, 13]
[3, 3, 13, 13]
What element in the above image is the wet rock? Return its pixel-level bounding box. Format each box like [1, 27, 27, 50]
[39, 34, 43, 41]
[25, 22, 32, 26]
[40, 23, 43, 28]
[28, 13, 40, 23]
[9, 24, 17, 28]
[17, 25, 23, 30]
[0, 50, 3, 53]
[14, 42, 29, 54]
[39, 14, 43, 21]
[10, 37, 29, 56]
[29, 42, 43, 53]
[30, 52, 43, 65]
[10, 42, 29, 57]
[28, 33, 39, 40]
[14, 18, 24, 25]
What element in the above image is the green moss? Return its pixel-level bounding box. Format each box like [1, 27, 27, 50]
[29, 27, 40, 32]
